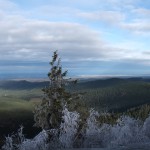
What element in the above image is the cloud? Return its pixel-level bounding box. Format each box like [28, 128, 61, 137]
[78, 9, 150, 36]
[0, 1, 126, 62]
[132, 8, 150, 17]
[0, 7, 108, 62]
[2, 12, 146, 63]
[78, 11, 125, 24]
[119, 7, 150, 35]
[0, 0, 18, 10]
[0, 0, 150, 72]
[120, 20, 150, 35]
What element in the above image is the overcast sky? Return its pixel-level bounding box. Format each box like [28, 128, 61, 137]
[0, 0, 150, 79]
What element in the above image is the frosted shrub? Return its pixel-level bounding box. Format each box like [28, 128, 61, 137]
[110, 116, 148, 147]
[2, 135, 13, 150]
[19, 130, 49, 150]
[59, 107, 80, 148]
[84, 109, 112, 148]
[2, 108, 80, 150]
[84, 109, 102, 148]
[2, 110, 150, 149]
[143, 115, 150, 138]
[80, 111, 150, 148]
[2, 126, 25, 150]
[20, 107, 80, 149]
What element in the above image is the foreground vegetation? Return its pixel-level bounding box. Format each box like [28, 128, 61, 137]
[1, 85, 150, 149]
[1, 79, 150, 147]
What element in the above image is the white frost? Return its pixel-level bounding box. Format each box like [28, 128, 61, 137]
[2, 109, 150, 149]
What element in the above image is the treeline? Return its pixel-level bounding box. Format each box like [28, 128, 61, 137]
[76, 82, 150, 112]
[97, 104, 150, 125]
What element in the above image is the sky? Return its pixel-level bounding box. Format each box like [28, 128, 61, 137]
[0, 0, 150, 79]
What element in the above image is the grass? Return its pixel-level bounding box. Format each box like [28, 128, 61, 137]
[0, 88, 42, 101]
[0, 93, 41, 147]
[0, 93, 34, 120]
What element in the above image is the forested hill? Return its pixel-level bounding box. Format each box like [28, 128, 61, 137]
[0, 77, 150, 90]
[74, 77, 150, 90]
[0, 80, 49, 90]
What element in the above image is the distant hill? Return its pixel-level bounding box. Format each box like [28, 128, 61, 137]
[1, 77, 150, 113]
[0, 77, 150, 90]
[0, 80, 49, 90]
[74, 77, 150, 90]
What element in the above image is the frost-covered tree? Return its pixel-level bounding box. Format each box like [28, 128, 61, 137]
[33, 51, 80, 130]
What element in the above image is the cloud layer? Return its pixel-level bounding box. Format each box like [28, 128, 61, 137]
[0, 0, 150, 77]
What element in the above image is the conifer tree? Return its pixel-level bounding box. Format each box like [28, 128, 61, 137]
[34, 51, 79, 130]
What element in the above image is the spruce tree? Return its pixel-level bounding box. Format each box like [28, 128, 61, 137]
[34, 51, 79, 130]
